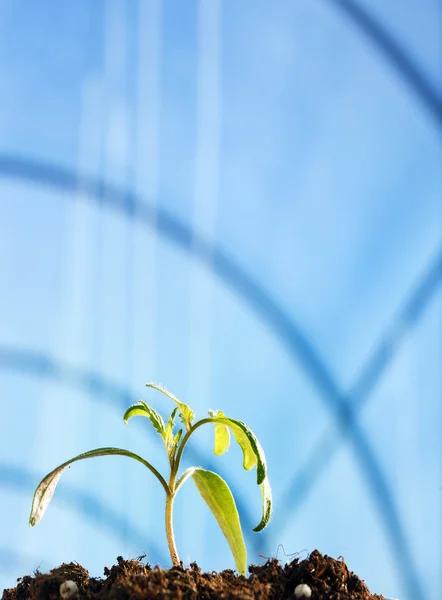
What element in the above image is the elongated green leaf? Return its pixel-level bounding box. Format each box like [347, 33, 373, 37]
[191, 468, 247, 576]
[174, 465, 197, 492]
[123, 400, 165, 437]
[146, 382, 195, 429]
[209, 410, 231, 456]
[253, 477, 272, 532]
[227, 421, 257, 471]
[29, 447, 169, 526]
[211, 416, 265, 484]
[167, 406, 179, 429]
[171, 428, 183, 453]
[214, 422, 230, 455]
[207, 414, 272, 531]
[164, 407, 179, 448]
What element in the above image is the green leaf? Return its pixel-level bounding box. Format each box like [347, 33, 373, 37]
[211, 416, 265, 484]
[164, 407, 179, 447]
[172, 428, 183, 451]
[123, 400, 165, 437]
[209, 411, 231, 456]
[207, 414, 272, 531]
[29, 447, 169, 526]
[167, 406, 179, 427]
[146, 382, 195, 429]
[174, 465, 196, 492]
[253, 477, 272, 532]
[164, 410, 184, 462]
[191, 468, 247, 576]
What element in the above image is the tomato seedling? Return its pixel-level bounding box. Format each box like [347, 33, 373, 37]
[29, 383, 272, 575]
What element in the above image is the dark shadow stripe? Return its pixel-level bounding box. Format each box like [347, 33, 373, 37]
[327, 0, 442, 126]
[275, 249, 442, 524]
[0, 154, 421, 597]
[351, 249, 442, 405]
[273, 249, 442, 597]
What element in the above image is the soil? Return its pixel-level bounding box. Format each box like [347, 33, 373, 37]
[2, 549, 386, 600]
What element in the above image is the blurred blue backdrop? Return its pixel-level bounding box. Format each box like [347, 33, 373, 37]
[0, 1, 441, 599]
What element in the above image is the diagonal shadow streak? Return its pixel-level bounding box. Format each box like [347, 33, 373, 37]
[0, 463, 166, 565]
[326, 0, 442, 127]
[272, 248, 442, 538]
[0, 154, 423, 598]
[0, 347, 261, 554]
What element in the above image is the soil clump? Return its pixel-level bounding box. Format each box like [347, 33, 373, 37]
[2, 549, 385, 599]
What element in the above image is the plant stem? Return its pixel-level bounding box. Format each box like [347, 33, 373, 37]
[165, 492, 180, 566]
[165, 418, 217, 567]
[173, 418, 215, 477]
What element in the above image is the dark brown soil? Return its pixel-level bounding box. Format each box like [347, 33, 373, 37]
[2, 550, 385, 599]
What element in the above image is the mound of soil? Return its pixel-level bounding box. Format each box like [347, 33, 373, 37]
[2, 549, 385, 599]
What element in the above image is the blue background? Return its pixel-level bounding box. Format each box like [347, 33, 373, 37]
[0, 1, 441, 599]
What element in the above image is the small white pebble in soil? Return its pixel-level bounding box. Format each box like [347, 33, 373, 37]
[59, 580, 78, 599]
[294, 583, 312, 598]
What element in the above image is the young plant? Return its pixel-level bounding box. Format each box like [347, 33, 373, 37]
[29, 383, 272, 575]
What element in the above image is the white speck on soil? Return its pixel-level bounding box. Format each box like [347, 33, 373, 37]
[59, 580, 79, 599]
[294, 583, 312, 598]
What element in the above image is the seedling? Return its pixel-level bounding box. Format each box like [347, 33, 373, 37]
[29, 383, 272, 575]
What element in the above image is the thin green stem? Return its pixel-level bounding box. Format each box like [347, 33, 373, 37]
[136, 456, 171, 495]
[170, 418, 215, 488]
[165, 491, 180, 566]
[164, 418, 218, 567]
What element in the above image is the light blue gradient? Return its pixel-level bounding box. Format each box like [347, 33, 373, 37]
[0, 2, 440, 599]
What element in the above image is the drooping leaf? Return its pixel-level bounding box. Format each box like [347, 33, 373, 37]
[207, 414, 272, 531]
[123, 400, 165, 437]
[29, 447, 168, 526]
[253, 476, 272, 532]
[211, 416, 265, 484]
[191, 468, 247, 576]
[209, 411, 230, 456]
[146, 382, 195, 429]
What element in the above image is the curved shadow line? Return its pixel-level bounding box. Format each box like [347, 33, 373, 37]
[0, 346, 262, 552]
[327, 0, 442, 126]
[273, 248, 442, 595]
[351, 248, 442, 405]
[0, 464, 166, 564]
[275, 249, 442, 517]
[0, 154, 422, 598]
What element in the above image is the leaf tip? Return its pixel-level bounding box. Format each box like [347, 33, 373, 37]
[29, 503, 44, 527]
